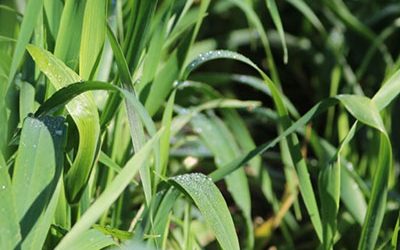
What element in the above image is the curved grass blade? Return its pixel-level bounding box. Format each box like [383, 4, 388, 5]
[373, 68, 400, 110]
[190, 72, 299, 117]
[205, 93, 392, 250]
[228, 0, 281, 86]
[56, 129, 163, 250]
[35, 81, 116, 116]
[336, 97, 394, 250]
[195, 77, 365, 240]
[13, 116, 66, 249]
[286, 0, 325, 34]
[27, 44, 100, 204]
[183, 49, 323, 241]
[192, 113, 253, 249]
[265, 0, 288, 63]
[34, 80, 157, 139]
[170, 173, 240, 250]
[33, 73, 159, 205]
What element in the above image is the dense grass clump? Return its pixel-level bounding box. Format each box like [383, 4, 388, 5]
[1, 0, 400, 249]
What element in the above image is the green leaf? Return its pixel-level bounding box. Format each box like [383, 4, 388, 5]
[357, 132, 391, 250]
[43, 0, 63, 39]
[98, 151, 122, 173]
[319, 161, 340, 250]
[192, 114, 253, 249]
[27, 44, 100, 204]
[55, 129, 163, 250]
[334, 95, 392, 250]
[265, 0, 288, 63]
[149, 187, 181, 248]
[286, 0, 325, 34]
[106, 26, 151, 204]
[54, 0, 86, 69]
[392, 213, 400, 248]
[159, 90, 176, 178]
[123, 0, 158, 71]
[184, 49, 323, 241]
[373, 68, 400, 110]
[137, 6, 170, 94]
[204, 93, 391, 250]
[143, 0, 210, 115]
[58, 229, 115, 250]
[13, 116, 66, 249]
[0, 164, 21, 250]
[79, 0, 106, 79]
[170, 173, 240, 250]
[19, 81, 35, 122]
[8, 0, 44, 84]
[228, 0, 281, 85]
[336, 95, 385, 133]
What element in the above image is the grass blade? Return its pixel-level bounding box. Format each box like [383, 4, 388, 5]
[184, 49, 323, 241]
[27, 44, 100, 203]
[0, 163, 21, 249]
[107, 26, 153, 204]
[171, 173, 240, 250]
[59, 229, 115, 250]
[54, 0, 86, 69]
[13, 116, 66, 249]
[265, 0, 288, 63]
[192, 113, 253, 249]
[55, 129, 164, 250]
[392, 213, 400, 249]
[8, 0, 44, 84]
[79, 0, 106, 79]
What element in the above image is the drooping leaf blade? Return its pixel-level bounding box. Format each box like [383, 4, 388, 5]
[170, 173, 240, 250]
[27, 44, 100, 204]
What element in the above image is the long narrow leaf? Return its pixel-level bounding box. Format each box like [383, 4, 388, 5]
[171, 173, 240, 250]
[55, 129, 163, 250]
[27, 44, 100, 203]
